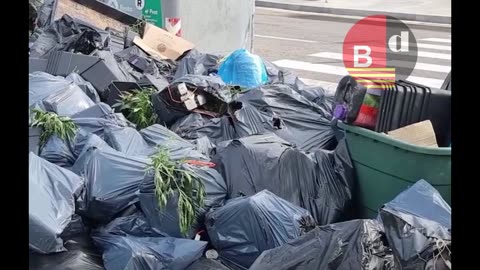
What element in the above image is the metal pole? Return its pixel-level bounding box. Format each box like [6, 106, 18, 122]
[162, 0, 182, 36]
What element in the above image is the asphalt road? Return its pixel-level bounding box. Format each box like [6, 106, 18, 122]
[253, 8, 451, 91]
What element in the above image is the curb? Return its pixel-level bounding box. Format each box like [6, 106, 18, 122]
[256, 1, 451, 24]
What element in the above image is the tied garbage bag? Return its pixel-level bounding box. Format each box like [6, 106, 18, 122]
[96, 211, 167, 238]
[30, 15, 108, 58]
[73, 148, 150, 223]
[174, 49, 221, 79]
[235, 84, 335, 151]
[139, 163, 227, 238]
[29, 152, 84, 254]
[171, 113, 237, 145]
[379, 180, 451, 270]
[205, 190, 313, 270]
[212, 135, 354, 225]
[92, 233, 207, 270]
[104, 126, 155, 157]
[29, 233, 104, 270]
[140, 124, 209, 161]
[37, 103, 131, 168]
[249, 219, 395, 270]
[218, 49, 268, 89]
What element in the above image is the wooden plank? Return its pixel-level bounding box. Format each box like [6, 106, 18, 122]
[55, 0, 129, 31]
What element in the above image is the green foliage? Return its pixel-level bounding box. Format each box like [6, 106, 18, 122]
[113, 88, 157, 130]
[30, 109, 77, 150]
[147, 148, 206, 236]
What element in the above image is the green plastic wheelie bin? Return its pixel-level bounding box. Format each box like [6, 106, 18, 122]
[337, 121, 451, 218]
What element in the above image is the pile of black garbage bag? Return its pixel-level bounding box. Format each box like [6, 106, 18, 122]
[29, 12, 451, 270]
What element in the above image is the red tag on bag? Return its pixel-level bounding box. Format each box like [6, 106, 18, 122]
[184, 160, 216, 168]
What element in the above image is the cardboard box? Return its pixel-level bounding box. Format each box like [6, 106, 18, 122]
[133, 23, 195, 60]
[387, 120, 438, 147]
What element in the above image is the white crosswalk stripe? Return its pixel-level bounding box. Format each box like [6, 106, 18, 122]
[310, 48, 451, 61]
[273, 37, 451, 90]
[308, 52, 450, 73]
[420, 38, 451, 43]
[417, 43, 451, 51]
[274, 59, 445, 88]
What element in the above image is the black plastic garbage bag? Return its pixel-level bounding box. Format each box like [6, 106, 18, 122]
[192, 136, 216, 157]
[171, 113, 236, 144]
[231, 102, 281, 138]
[140, 124, 209, 161]
[40, 134, 77, 167]
[73, 148, 150, 223]
[72, 102, 132, 127]
[73, 130, 116, 159]
[249, 219, 395, 270]
[186, 258, 230, 270]
[96, 211, 167, 238]
[39, 103, 131, 168]
[29, 233, 105, 270]
[66, 72, 101, 103]
[104, 126, 155, 157]
[43, 84, 95, 116]
[236, 84, 335, 151]
[92, 233, 207, 270]
[139, 163, 227, 238]
[212, 135, 354, 225]
[29, 152, 84, 254]
[379, 180, 451, 270]
[174, 49, 221, 79]
[30, 15, 108, 58]
[205, 190, 313, 270]
[29, 72, 73, 107]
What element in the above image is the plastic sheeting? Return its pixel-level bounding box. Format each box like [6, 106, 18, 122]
[66, 73, 101, 103]
[206, 190, 313, 270]
[218, 49, 268, 89]
[92, 233, 207, 270]
[40, 134, 77, 167]
[74, 148, 150, 223]
[29, 234, 104, 270]
[212, 135, 354, 225]
[171, 113, 236, 144]
[235, 84, 335, 152]
[139, 163, 227, 238]
[29, 72, 72, 107]
[29, 152, 84, 254]
[140, 124, 209, 161]
[379, 180, 451, 270]
[249, 219, 395, 270]
[96, 211, 167, 238]
[174, 49, 221, 79]
[104, 126, 155, 157]
[30, 15, 108, 58]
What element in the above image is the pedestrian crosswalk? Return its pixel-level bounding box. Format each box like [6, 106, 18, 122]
[273, 37, 451, 91]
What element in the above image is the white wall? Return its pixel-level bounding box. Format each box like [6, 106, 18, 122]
[178, 0, 254, 55]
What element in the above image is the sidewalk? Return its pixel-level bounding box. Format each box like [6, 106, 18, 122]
[256, 0, 451, 24]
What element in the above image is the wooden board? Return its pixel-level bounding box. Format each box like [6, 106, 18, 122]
[55, 0, 128, 31]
